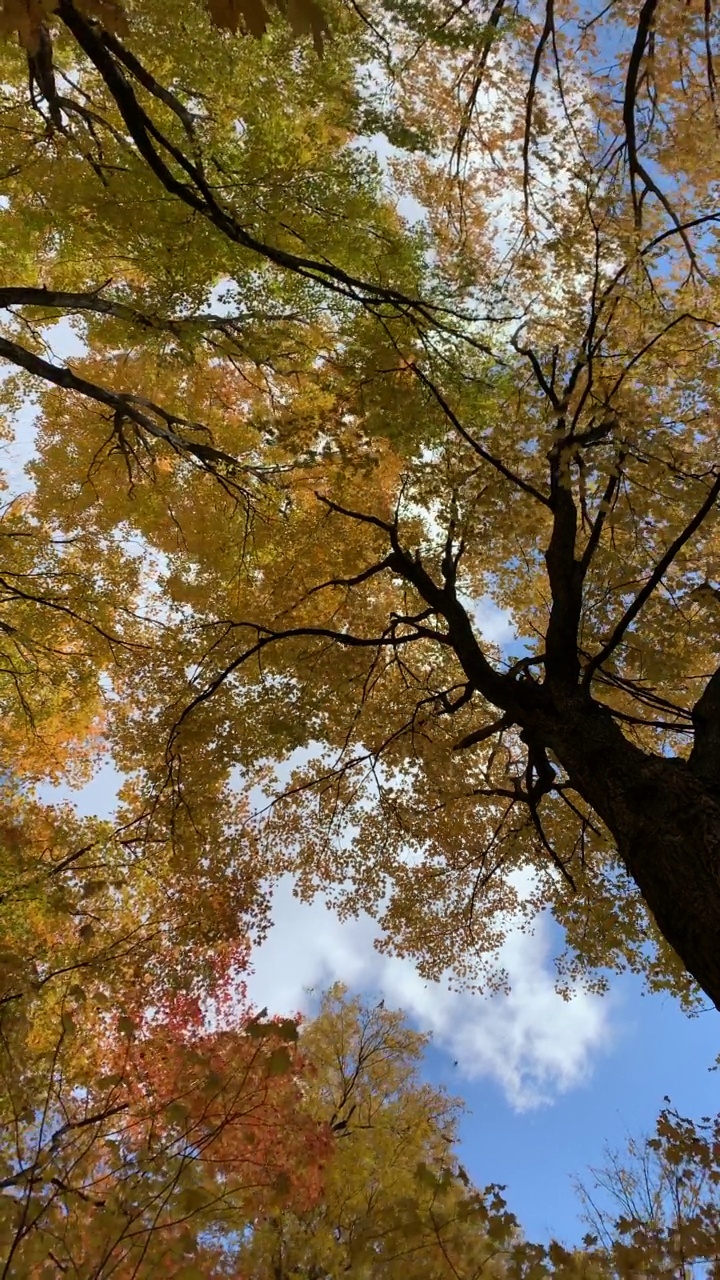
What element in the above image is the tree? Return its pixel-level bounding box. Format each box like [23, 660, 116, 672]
[575, 1106, 720, 1280]
[0, 957, 330, 1277]
[0, 978, 550, 1279]
[1, 0, 720, 1025]
[0, 770, 330, 1275]
[227, 985, 536, 1280]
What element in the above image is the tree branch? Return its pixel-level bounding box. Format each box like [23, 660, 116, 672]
[452, 714, 511, 751]
[585, 471, 720, 682]
[0, 333, 256, 486]
[543, 432, 582, 687]
[523, 0, 555, 218]
[168, 619, 435, 751]
[0, 285, 290, 338]
[56, 0, 440, 325]
[411, 363, 550, 506]
[579, 453, 625, 576]
[623, 0, 700, 268]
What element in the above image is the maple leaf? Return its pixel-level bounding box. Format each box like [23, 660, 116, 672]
[0, 951, 332, 1275]
[0, 0, 53, 52]
[206, 0, 268, 37]
[207, 0, 330, 50]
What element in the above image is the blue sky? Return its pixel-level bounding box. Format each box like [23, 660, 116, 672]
[243, 874, 719, 1249]
[423, 979, 719, 1245]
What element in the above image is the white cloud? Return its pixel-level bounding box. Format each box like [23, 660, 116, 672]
[467, 593, 517, 649]
[248, 877, 612, 1112]
[41, 755, 611, 1111]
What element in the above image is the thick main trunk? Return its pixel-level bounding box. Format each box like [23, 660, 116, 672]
[533, 695, 720, 1010]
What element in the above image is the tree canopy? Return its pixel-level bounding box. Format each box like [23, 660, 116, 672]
[1, 0, 720, 1266]
[4, 978, 717, 1278]
[3, 0, 720, 1008]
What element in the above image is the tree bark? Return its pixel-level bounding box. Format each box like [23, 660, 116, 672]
[535, 692, 720, 1011]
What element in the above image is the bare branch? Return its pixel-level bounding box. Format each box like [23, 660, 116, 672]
[585, 471, 720, 681]
[523, 0, 555, 218]
[453, 715, 511, 751]
[314, 493, 398, 538]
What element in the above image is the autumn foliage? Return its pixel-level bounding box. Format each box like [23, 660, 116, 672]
[1, 0, 720, 1268]
[0, 950, 331, 1275]
[1, 0, 719, 1005]
[0, 0, 327, 54]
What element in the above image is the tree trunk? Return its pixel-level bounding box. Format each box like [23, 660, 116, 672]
[536, 693, 720, 1010]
